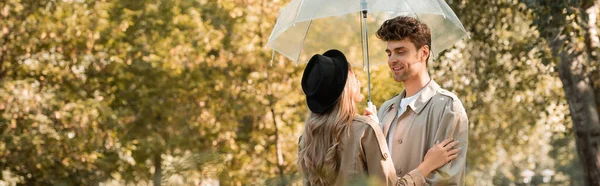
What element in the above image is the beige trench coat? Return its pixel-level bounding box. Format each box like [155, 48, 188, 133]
[377, 80, 468, 186]
[299, 115, 427, 186]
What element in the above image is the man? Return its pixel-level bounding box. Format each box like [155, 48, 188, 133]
[375, 16, 468, 185]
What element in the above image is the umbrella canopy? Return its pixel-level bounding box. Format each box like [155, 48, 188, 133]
[267, 0, 467, 65]
[266, 0, 468, 105]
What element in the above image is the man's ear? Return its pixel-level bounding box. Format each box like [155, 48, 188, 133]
[420, 45, 430, 62]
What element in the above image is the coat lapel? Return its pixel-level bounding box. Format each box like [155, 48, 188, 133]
[381, 92, 403, 137]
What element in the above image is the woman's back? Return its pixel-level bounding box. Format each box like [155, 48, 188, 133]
[300, 115, 427, 186]
[334, 115, 396, 185]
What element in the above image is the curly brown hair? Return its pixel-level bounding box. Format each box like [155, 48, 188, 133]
[376, 16, 431, 51]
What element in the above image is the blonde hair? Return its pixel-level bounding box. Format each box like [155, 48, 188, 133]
[298, 68, 360, 185]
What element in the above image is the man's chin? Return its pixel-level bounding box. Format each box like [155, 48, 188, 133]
[393, 76, 408, 82]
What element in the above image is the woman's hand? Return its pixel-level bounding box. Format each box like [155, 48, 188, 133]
[417, 138, 460, 177]
[363, 104, 378, 122]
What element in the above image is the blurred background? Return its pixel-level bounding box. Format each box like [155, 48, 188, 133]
[1, 0, 599, 185]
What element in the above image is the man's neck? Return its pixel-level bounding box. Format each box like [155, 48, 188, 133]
[402, 73, 431, 97]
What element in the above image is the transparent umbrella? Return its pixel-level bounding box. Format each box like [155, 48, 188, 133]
[266, 0, 468, 107]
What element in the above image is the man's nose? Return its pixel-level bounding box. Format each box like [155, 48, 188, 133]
[388, 57, 399, 65]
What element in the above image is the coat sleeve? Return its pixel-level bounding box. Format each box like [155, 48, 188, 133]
[428, 97, 469, 186]
[397, 169, 427, 186]
[361, 119, 427, 186]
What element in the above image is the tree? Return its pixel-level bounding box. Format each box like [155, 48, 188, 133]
[523, 0, 600, 184]
[0, 0, 122, 184]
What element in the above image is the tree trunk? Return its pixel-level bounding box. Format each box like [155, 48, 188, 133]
[583, 1, 600, 116]
[153, 153, 162, 186]
[271, 108, 286, 185]
[554, 47, 600, 186]
[538, 2, 600, 185]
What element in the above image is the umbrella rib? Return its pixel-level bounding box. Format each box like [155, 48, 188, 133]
[433, 0, 448, 19]
[402, 1, 421, 22]
[293, 0, 305, 25]
[295, 19, 314, 65]
[434, 0, 468, 33]
[270, 47, 300, 64]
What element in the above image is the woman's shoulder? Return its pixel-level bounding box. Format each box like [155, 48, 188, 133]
[351, 115, 381, 133]
[352, 115, 380, 131]
[351, 116, 389, 158]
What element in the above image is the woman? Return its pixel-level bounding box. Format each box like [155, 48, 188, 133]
[298, 49, 459, 186]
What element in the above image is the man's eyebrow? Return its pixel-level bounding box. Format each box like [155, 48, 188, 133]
[393, 47, 406, 51]
[386, 47, 407, 52]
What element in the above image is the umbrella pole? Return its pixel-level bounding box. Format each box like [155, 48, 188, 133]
[361, 10, 374, 109]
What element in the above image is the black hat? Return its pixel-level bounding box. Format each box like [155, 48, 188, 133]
[301, 49, 349, 114]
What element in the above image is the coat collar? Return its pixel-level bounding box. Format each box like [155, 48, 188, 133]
[390, 80, 441, 115]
